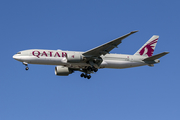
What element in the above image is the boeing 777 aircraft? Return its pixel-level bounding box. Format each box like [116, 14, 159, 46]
[13, 31, 169, 79]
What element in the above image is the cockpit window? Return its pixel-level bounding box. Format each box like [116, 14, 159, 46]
[17, 52, 21, 54]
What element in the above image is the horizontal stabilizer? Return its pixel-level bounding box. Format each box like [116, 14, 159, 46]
[143, 52, 169, 61]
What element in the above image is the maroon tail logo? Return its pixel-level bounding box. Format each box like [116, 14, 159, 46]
[139, 38, 158, 57]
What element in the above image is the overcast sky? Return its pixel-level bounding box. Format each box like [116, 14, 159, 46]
[0, 0, 179, 120]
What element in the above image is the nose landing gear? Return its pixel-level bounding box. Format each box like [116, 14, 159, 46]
[23, 62, 29, 70]
[25, 67, 29, 70]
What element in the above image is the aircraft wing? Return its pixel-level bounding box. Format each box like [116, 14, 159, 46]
[83, 31, 138, 57]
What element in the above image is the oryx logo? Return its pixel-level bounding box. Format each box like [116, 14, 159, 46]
[72, 55, 74, 58]
[139, 38, 158, 57]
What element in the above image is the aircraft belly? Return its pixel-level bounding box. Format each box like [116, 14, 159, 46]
[101, 60, 146, 69]
[23, 56, 66, 65]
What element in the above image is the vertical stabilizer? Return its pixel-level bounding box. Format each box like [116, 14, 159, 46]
[134, 35, 159, 57]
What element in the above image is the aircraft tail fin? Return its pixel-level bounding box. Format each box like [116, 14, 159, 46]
[143, 52, 169, 61]
[134, 35, 159, 57]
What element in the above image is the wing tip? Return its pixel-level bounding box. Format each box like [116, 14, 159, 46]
[131, 30, 139, 34]
[164, 51, 170, 54]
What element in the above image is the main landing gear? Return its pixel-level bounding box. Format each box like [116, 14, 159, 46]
[87, 66, 98, 72]
[80, 73, 91, 79]
[80, 66, 98, 79]
[23, 62, 29, 70]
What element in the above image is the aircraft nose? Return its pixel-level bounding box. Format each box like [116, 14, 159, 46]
[13, 54, 17, 59]
[13, 54, 21, 61]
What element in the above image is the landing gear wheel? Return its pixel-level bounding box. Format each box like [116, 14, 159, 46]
[87, 66, 93, 71]
[93, 68, 98, 72]
[25, 67, 29, 70]
[87, 75, 91, 79]
[80, 74, 91, 79]
[81, 73, 84, 77]
[84, 75, 87, 78]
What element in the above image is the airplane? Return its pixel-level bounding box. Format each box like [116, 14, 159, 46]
[13, 31, 169, 79]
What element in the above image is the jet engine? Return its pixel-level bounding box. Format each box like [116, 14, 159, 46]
[55, 66, 73, 76]
[66, 52, 84, 63]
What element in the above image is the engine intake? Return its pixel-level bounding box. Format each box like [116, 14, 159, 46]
[55, 66, 73, 76]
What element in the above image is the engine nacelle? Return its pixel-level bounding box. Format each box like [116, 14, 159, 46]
[55, 66, 73, 76]
[66, 52, 83, 63]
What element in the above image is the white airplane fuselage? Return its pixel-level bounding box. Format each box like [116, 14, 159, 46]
[13, 49, 149, 69]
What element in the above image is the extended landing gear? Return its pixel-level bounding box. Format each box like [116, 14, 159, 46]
[23, 62, 29, 71]
[80, 66, 98, 79]
[87, 66, 98, 72]
[80, 73, 91, 79]
[25, 67, 29, 70]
